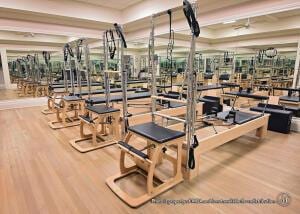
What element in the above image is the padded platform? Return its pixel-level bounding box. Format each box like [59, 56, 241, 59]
[217, 110, 261, 124]
[204, 73, 213, 79]
[197, 84, 226, 91]
[79, 115, 94, 123]
[114, 80, 148, 85]
[128, 122, 185, 144]
[118, 141, 148, 159]
[85, 92, 152, 105]
[74, 88, 136, 96]
[250, 104, 293, 133]
[273, 87, 300, 92]
[63, 96, 84, 102]
[280, 96, 300, 103]
[219, 74, 230, 80]
[225, 92, 269, 100]
[221, 83, 240, 88]
[86, 105, 120, 114]
[50, 82, 103, 89]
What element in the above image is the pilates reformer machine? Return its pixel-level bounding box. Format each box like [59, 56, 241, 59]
[106, 0, 201, 207]
[18, 54, 40, 97]
[69, 24, 127, 152]
[106, 1, 269, 208]
[274, 87, 300, 107]
[15, 53, 51, 97]
[48, 42, 86, 129]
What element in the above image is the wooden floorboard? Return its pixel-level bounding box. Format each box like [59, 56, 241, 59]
[0, 106, 299, 213]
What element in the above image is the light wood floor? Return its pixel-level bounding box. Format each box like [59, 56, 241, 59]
[0, 89, 21, 100]
[0, 106, 299, 213]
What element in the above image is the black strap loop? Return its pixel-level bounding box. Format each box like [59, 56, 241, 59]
[76, 39, 83, 63]
[106, 30, 116, 59]
[114, 23, 127, 48]
[42, 51, 51, 66]
[63, 43, 74, 62]
[183, 0, 200, 37]
[188, 135, 199, 169]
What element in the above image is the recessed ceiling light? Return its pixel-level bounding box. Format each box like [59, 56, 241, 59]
[223, 20, 236, 24]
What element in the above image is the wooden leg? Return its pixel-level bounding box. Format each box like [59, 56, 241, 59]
[256, 123, 268, 138]
[147, 145, 161, 194]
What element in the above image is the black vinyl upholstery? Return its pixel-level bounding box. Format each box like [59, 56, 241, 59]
[63, 96, 84, 101]
[197, 84, 225, 91]
[86, 105, 120, 114]
[217, 110, 261, 124]
[128, 122, 185, 144]
[85, 92, 152, 105]
[199, 96, 223, 115]
[219, 73, 230, 80]
[50, 82, 103, 89]
[225, 92, 269, 100]
[280, 96, 300, 103]
[74, 88, 136, 96]
[221, 83, 240, 88]
[204, 73, 213, 79]
[257, 103, 299, 117]
[118, 141, 148, 159]
[250, 104, 293, 133]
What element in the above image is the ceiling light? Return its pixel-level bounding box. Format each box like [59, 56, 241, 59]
[223, 20, 236, 24]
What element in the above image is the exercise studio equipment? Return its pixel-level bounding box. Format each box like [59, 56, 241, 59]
[69, 23, 127, 152]
[48, 43, 85, 129]
[106, 0, 200, 207]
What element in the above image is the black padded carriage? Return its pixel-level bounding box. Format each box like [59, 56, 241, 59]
[250, 103, 293, 133]
[217, 110, 261, 125]
[86, 105, 120, 114]
[63, 95, 84, 101]
[279, 96, 300, 103]
[225, 92, 269, 100]
[85, 92, 153, 105]
[74, 88, 137, 96]
[128, 122, 185, 144]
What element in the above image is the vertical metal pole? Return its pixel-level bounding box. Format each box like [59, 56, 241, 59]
[150, 15, 157, 122]
[231, 52, 235, 83]
[103, 32, 111, 107]
[35, 53, 40, 83]
[63, 50, 69, 93]
[69, 52, 75, 95]
[76, 40, 82, 97]
[185, 3, 197, 171]
[120, 37, 128, 136]
[293, 40, 300, 88]
[84, 43, 92, 100]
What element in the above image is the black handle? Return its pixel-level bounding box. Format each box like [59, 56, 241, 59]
[183, 0, 200, 37]
[114, 23, 127, 48]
